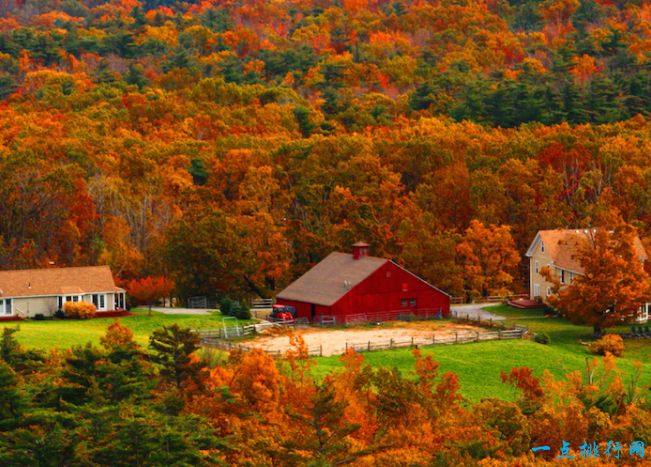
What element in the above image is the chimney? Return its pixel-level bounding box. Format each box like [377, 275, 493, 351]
[352, 242, 370, 260]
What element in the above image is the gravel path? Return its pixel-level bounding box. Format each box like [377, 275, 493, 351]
[450, 303, 506, 321]
[150, 307, 214, 315]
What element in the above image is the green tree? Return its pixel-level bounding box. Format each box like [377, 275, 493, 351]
[149, 325, 205, 389]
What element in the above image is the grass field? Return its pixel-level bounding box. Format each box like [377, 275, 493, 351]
[6, 304, 650, 404]
[311, 305, 651, 403]
[3, 309, 248, 350]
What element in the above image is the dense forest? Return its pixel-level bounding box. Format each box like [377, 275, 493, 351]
[1, 324, 650, 465]
[0, 0, 649, 300]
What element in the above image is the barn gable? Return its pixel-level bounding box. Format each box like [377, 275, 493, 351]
[276, 252, 387, 306]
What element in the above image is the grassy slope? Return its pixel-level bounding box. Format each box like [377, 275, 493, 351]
[312, 305, 651, 403]
[5, 309, 247, 350]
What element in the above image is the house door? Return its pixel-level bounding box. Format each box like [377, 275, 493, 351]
[311, 304, 316, 322]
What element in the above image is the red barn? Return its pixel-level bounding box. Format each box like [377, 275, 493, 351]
[276, 243, 450, 324]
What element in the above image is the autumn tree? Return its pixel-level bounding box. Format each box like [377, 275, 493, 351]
[541, 224, 651, 337]
[456, 220, 521, 300]
[127, 276, 174, 315]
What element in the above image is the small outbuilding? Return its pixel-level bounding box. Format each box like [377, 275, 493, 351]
[276, 243, 450, 324]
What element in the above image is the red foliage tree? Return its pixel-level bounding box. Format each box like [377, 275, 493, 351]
[127, 276, 174, 315]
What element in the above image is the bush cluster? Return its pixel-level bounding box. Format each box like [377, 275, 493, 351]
[533, 332, 550, 345]
[63, 302, 97, 319]
[588, 334, 624, 357]
[219, 298, 251, 320]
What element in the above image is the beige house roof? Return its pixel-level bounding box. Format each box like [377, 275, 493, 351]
[277, 252, 388, 306]
[0, 266, 124, 298]
[527, 229, 648, 273]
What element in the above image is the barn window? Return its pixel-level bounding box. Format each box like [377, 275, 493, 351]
[409, 299, 416, 307]
[400, 299, 408, 307]
[402, 282, 408, 292]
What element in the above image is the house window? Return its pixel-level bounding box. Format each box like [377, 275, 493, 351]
[92, 294, 106, 310]
[534, 284, 540, 297]
[0, 299, 12, 316]
[62, 295, 81, 307]
[560, 270, 566, 284]
[535, 261, 539, 273]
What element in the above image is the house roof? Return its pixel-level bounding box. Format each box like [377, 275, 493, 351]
[276, 252, 388, 306]
[526, 229, 648, 273]
[0, 265, 124, 298]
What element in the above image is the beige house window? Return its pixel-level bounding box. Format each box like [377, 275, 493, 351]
[0, 298, 12, 316]
[541, 241, 545, 253]
[535, 261, 539, 273]
[546, 287, 552, 296]
[534, 284, 540, 297]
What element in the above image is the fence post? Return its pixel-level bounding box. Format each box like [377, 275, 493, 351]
[411, 337, 414, 347]
[368, 341, 371, 352]
[320, 344, 322, 357]
[498, 330, 502, 340]
[345, 342, 348, 351]
[476, 331, 479, 342]
[432, 335, 435, 344]
[455, 331, 458, 343]
[390, 338, 393, 349]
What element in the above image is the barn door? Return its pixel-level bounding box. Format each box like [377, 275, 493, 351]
[311, 304, 316, 322]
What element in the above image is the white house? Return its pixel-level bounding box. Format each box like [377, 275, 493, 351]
[0, 265, 126, 318]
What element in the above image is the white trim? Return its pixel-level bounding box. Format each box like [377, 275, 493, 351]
[0, 290, 124, 300]
[525, 233, 541, 257]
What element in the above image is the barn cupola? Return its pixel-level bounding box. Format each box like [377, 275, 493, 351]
[352, 241, 370, 260]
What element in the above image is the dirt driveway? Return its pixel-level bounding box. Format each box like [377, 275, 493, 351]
[246, 321, 485, 356]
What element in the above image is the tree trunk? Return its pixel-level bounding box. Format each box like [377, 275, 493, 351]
[148, 303, 152, 316]
[593, 324, 603, 339]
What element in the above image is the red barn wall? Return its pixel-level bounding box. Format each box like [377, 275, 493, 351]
[331, 262, 450, 320]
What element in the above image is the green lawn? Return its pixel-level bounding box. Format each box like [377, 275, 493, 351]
[311, 305, 651, 403]
[4, 309, 250, 350]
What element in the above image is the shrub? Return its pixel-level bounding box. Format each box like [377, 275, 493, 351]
[54, 309, 65, 319]
[236, 303, 251, 320]
[589, 334, 624, 357]
[63, 302, 97, 319]
[33, 313, 46, 321]
[219, 298, 233, 316]
[534, 332, 550, 345]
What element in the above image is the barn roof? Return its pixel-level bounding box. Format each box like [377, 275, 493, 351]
[0, 265, 124, 298]
[276, 252, 388, 306]
[526, 229, 648, 273]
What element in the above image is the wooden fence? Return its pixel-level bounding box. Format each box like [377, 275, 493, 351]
[252, 298, 273, 309]
[343, 308, 444, 325]
[199, 327, 527, 358]
[450, 294, 530, 305]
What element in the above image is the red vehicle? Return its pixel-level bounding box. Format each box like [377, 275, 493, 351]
[270, 304, 296, 322]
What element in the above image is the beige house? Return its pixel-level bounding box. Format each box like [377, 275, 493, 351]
[0, 266, 126, 318]
[525, 229, 649, 321]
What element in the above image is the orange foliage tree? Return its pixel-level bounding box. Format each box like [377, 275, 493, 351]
[542, 224, 651, 337]
[456, 220, 521, 300]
